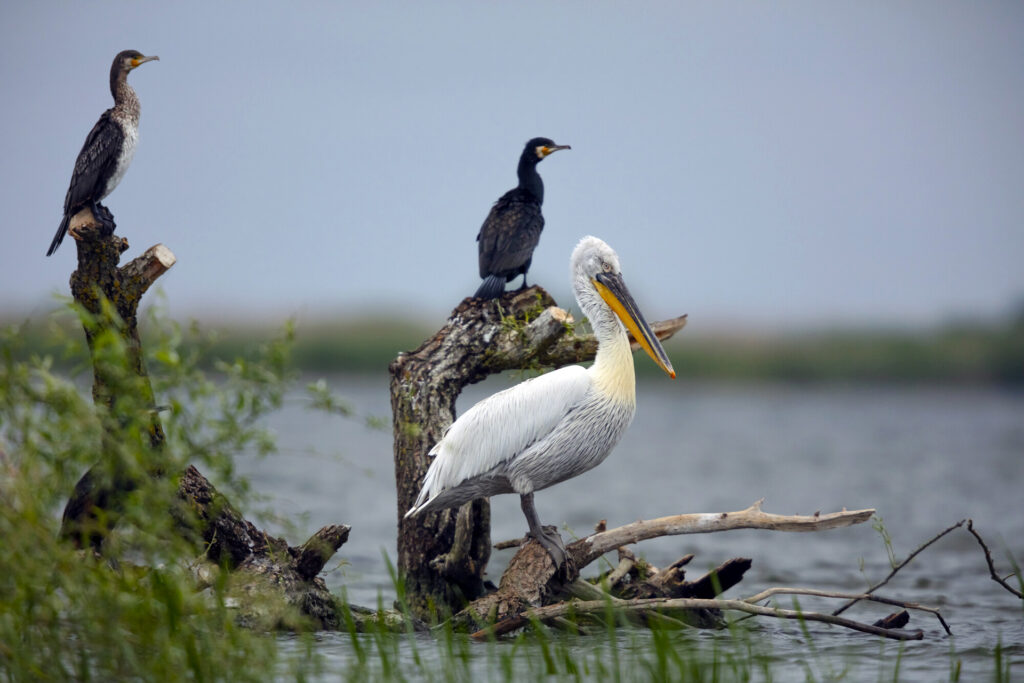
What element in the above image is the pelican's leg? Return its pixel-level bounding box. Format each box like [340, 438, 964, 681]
[520, 492, 566, 567]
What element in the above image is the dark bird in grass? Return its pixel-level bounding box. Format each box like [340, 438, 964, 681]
[474, 137, 570, 299]
[47, 50, 159, 257]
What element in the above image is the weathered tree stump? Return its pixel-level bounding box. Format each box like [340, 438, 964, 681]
[390, 287, 687, 620]
[59, 221, 354, 630]
[60, 219, 174, 548]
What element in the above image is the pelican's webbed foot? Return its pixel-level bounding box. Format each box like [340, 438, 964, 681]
[520, 491, 567, 567]
[530, 524, 566, 567]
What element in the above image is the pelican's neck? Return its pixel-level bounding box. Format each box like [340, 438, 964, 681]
[576, 276, 636, 406]
[591, 329, 636, 405]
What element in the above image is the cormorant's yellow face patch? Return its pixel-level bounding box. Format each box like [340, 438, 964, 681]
[536, 146, 550, 159]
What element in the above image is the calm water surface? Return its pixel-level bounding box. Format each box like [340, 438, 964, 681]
[237, 376, 1023, 680]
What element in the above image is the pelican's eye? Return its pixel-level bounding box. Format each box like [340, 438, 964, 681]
[601, 261, 613, 273]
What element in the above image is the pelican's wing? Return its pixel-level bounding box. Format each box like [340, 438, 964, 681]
[407, 365, 590, 515]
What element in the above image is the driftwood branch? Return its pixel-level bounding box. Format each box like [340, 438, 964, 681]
[967, 519, 1023, 599]
[459, 502, 873, 627]
[471, 593, 925, 641]
[572, 500, 875, 568]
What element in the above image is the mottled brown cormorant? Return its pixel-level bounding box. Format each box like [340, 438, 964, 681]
[474, 137, 570, 299]
[47, 50, 159, 257]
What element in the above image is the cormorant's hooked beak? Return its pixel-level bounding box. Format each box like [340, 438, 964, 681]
[593, 272, 676, 378]
[540, 144, 571, 158]
[131, 55, 160, 68]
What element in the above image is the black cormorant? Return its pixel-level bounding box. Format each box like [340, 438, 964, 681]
[47, 50, 159, 256]
[474, 137, 570, 299]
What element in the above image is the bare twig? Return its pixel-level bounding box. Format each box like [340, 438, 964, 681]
[747, 587, 950, 635]
[833, 519, 966, 616]
[967, 519, 1023, 599]
[471, 595, 924, 641]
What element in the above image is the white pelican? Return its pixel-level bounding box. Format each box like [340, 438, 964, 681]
[405, 236, 675, 565]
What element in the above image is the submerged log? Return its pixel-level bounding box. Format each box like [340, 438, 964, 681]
[456, 501, 873, 628]
[466, 514, 946, 642]
[390, 287, 687, 620]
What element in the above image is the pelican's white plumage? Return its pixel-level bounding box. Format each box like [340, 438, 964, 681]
[409, 365, 591, 513]
[405, 236, 675, 564]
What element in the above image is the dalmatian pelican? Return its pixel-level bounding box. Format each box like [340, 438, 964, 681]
[406, 235, 676, 566]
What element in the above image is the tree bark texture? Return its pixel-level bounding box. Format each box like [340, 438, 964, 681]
[60, 220, 176, 547]
[390, 287, 687, 620]
[59, 222, 354, 629]
[177, 465, 351, 630]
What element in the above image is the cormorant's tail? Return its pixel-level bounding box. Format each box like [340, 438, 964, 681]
[47, 214, 70, 257]
[474, 274, 506, 300]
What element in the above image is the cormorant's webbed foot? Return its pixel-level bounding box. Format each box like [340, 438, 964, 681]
[92, 201, 116, 236]
[516, 274, 530, 291]
[520, 491, 566, 567]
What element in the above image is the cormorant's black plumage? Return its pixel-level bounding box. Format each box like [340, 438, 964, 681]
[474, 137, 570, 299]
[47, 50, 158, 257]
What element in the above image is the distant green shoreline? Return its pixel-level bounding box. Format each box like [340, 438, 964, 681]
[6, 314, 1023, 385]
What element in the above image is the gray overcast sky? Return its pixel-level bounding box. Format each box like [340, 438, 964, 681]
[2, 2, 1023, 329]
